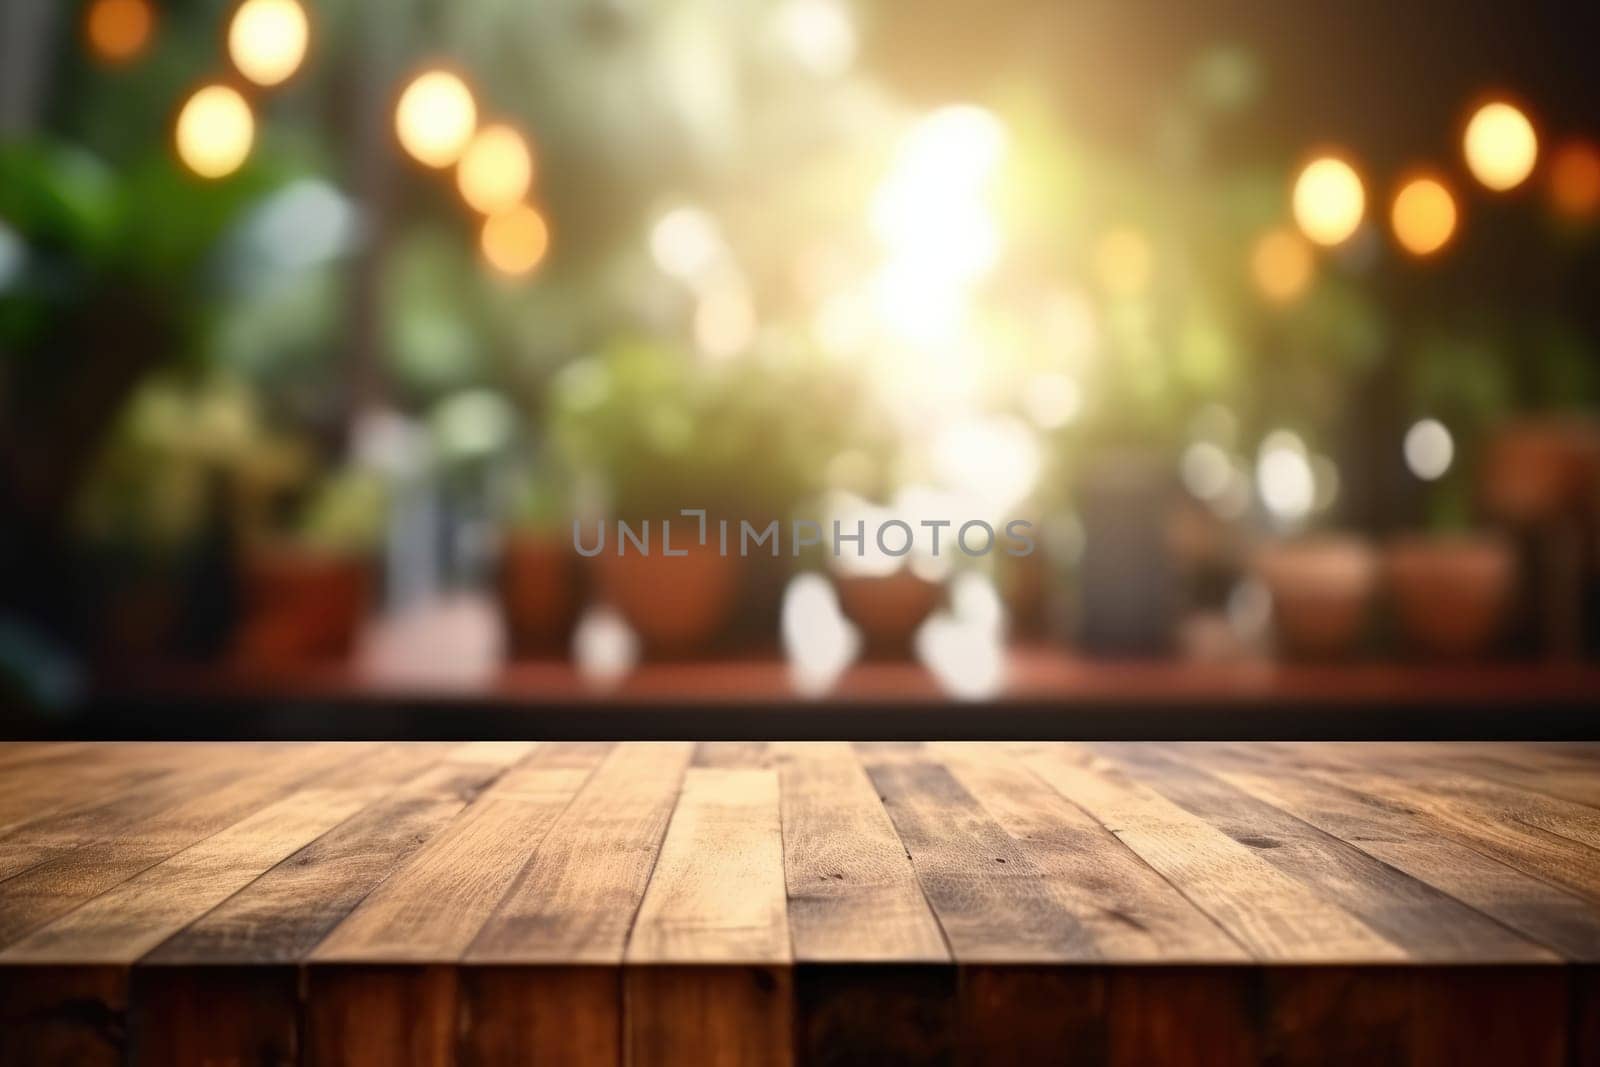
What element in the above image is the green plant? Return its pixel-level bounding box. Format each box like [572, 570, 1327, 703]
[549, 335, 853, 522]
[293, 468, 388, 557]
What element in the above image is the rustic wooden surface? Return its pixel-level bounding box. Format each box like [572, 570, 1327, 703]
[2, 741, 1600, 1064]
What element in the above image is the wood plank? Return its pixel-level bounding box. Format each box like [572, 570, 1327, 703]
[0, 744, 186, 835]
[796, 964, 955, 1067]
[626, 966, 793, 1067]
[467, 742, 694, 964]
[1104, 967, 1260, 1067]
[1, 786, 378, 963]
[461, 966, 622, 1066]
[147, 755, 515, 964]
[776, 742, 947, 963]
[958, 966, 1108, 1065]
[625, 767, 789, 964]
[0, 745, 273, 881]
[1019, 744, 1404, 962]
[0, 966, 127, 1067]
[1095, 743, 1553, 962]
[1190, 745, 1600, 961]
[311, 743, 609, 962]
[304, 965, 456, 1067]
[931, 743, 1244, 962]
[858, 743, 1098, 963]
[1264, 745, 1600, 907]
[625, 768, 792, 1067]
[130, 965, 298, 1067]
[0, 743, 415, 947]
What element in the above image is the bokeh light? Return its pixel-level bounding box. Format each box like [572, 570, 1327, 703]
[1020, 372, 1081, 430]
[1391, 176, 1458, 256]
[1257, 430, 1315, 524]
[479, 204, 550, 276]
[650, 206, 724, 282]
[456, 124, 534, 215]
[174, 85, 255, 180]
[1093, 227, 1153, 296]
[1404, 418, 1454, 480]
[394, 70, 477, 168]
[1250, 227, 1314, 303]
[1464, 101, 1538, 191]
[85, 0, 154, 65]
[1549, 140, 1600, 219]
[773, 0, 857, 78]
[227, 0, 309, 87]
[1293, 156, 1365, 247]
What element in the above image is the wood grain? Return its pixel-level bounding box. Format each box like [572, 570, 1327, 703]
[312, 744, 609, 962]
[3, 787, 377, 963]
[468, 742, 694, 964]
[1020, 744, 1404, 961]
[777, 742, 947, 963]
[626, 767, 790, 964]
[148, 755, 513, 964]
[934, 742, 1244, 961]
[860, 743, 1098, 963]
[1096, 742, 1553, 962]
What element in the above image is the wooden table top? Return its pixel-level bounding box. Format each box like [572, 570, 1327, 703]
[3, 739, 1600, 967]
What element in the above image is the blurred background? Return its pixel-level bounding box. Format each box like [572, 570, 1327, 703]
[3, 0, 1600, 715]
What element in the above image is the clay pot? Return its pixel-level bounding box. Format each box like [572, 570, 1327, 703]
[833, 569, 944, 658]
[234, 546, 372, 667]
[1480, 419, 1600, 525]
[1254, 536, 1379, 660]
[595, 542, 744, 657]
[500, 531, 582, 658]
[1387, 535, 1515, 659]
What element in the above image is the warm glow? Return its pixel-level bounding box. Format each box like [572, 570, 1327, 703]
[174, 85, 255, 180]
[394, 70, 477, 168]
[1292, 156, 1365, 246]
[1250, 227, 1314, 303]
[479, 205, 550, 276]
[867, 106, 1005, 353]
[85, 0, 154, 64]
[1391, 176, 1458, 256]
[227, 0, 308, 87]
[1464, 101, 1538, 191]
[1550, 140, 1600, 218]
[1092, 227, 1153, 297]
[1404, 418, 1454, 481]
[456, 124, 534, 215]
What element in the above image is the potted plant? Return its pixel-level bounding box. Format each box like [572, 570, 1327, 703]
[234, 466, 386, 668]
[499, 474, 585, 658]
[550, 336, 844, 656]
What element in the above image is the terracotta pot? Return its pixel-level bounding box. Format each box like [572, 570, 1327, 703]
[1480, 419, 1600, 525]
[1254, 536, 1379, 660]
[234, 546, 372, 667]
[1387, 535, 1515, 659]
[595, 542, 744, 657]
[500, 532, 582, 657]
[833, 569, 944, 658]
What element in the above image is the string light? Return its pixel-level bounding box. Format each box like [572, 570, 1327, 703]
[1251, 227, 1314, 303]
[480, 205, 550, 276]
[1292, 156, 1365, 246]
[227, 0, 308, 87]
[85, 0, 154, 64]
[456, 124, 533, 215]
[1391, 176, 1458, 256]
[1464, 101, 1538, 191]
[1550, 140, 1600, 219]
[395, 70, 477, 168]
[174, 85, 255, 179]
